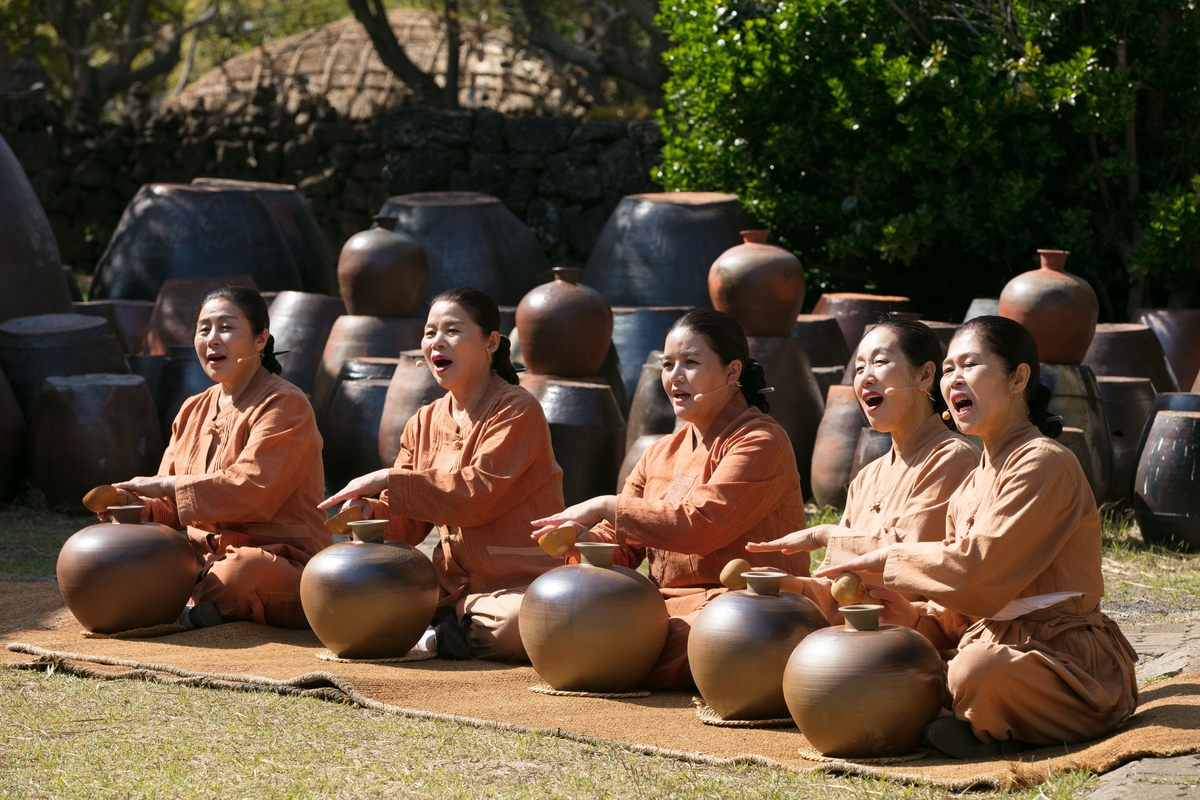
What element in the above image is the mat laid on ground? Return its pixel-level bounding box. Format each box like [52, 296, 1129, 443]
[2, 579, 1198, 791]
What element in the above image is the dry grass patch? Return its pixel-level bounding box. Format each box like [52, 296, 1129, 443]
[1101, 511, 1200, 624]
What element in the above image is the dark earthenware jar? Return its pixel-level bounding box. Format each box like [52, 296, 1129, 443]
[337, 216, 429, 317]
[811, 293, 914, 354]
[1134, 411, 1200, 551]
[498, 305, 517, 336]
[1133, 393, 1200, 489]
[0, 134, 72, 324]
[998, 250, 1098, 365]
[708, 231, 806, 337]
[689, 571, 828, 721]
[191, 177, 335, 296]
[57, 505, 198, 633]
[28, 374, 163, 511]
[746, 336, 824, 496]
[90, 184, 303, 301]
[154, 345, 215, 443]
[1131, 309, 1200, 392]
[611, 306, 693, 400]
[584, 193, 751, 308]
[525, 379, 625, 506]
[1083, 323, 1178, 393]
[792, 314, 850, 369]
[108, 300, 156, 354]
[812, 366, 844, 402]
[127, 354, 166, 395]
[0, 368, 24, 501]
[267, 291, 347, 396]
[521, 542, 669, 692]
[300, 519, 440, 658]
[517, 268, 613, 378]
[1057, 427, 1102, 505]
[142, 274, 259, 355]
[313, 315, 422, 422]
[378, 351, 447, 468]
[1040, 363, 1113, 504]
[379, 192, 548, 305]
[783, 604, 944, 758]
[597, 342, 629, 416]
[617, 434, 666, 493]
[922, 321, 959, 355]
[1096, 377, 1157, 505]
[0, 314, 130, 418]
[963, 298, 1000, 322]
[322, 376, 393, 494]
[62, 266, 83, 302]
[624, 351, 675, 452]
[72, 302, 132, 352]
[810, 385, 868, 509]
[848, 427, 893, 484]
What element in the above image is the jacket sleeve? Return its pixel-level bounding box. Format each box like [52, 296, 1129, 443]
[142, 399, 195, 529]
[373, 412, 435, 546]
[588, 446, 648, 570]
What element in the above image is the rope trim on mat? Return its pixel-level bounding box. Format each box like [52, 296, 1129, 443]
[82, 623, 187, 640]
[530, 684, 650, 698]
[316, 648, 436, 664]
[797, 744, 928, 765]
[692, 698, 795, 728]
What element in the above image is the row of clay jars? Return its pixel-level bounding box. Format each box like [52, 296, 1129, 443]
[1083, 323, 1179, 393]
[0, 369, 23, 501]
[1135, 409, 1200, 551]
[312, 315, 422, 422]
[1132, 309, 1200, 392]
[1096, 377, 1157, 506]
[999, 250, 1098, 365]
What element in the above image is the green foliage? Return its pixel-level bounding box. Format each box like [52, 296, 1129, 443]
[656, 0, 1200, 318]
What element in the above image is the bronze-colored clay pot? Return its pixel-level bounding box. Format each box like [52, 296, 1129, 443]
[1131, 309, 1200, 392]
[998, 250, 1098, 365]
[584, 193, 752, 308]
[379, 192, 549, 305]
[520, 542, 669, 692]
[312, 315, 422, 422]
[1134, 410, 1200, 551]
[142, 274, 260, 355]
[57, 505, 198, 633]
[517, 267, 613, 378]
[300, 519, 440, 658]
[0, 314, 130, 418]
[611, 306, 693, 400]
[810, 385, 868, 509]
[154, 345, 215, 442]
[708, 231, 805, 337]
[782, 604, 944, 758]
[1083, 323, 1179, 393]
[267, 291, 347, 395]
[190, 177, 336, 296]
[746, 336, 825, 497]
[688, 571, 828, 721]
[378, 351, 447, 468]
[625, 351, 675, 452]
[963, 298, 999, 322]
[1096, 376, 1157, 505]
[90, 184, 304, 301]
[792, 314, 850, 368]
[811, 293, 913, 353]
[0, 134, 72, 324]
[0, 368, 24, 501]
[28, 374, 163, 512]
[848, 427, 893, 483]
[337, 216, 429, 317]
[321, 363, 397, 492]
[524, 379, 625, 507]
[1041, 363, 1113, 504]
[617, 434, 665, 493]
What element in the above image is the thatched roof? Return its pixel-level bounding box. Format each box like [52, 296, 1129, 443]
[173, 10, 577, 119]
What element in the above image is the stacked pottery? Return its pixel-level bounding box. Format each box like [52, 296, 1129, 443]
[0, 133, 73, 324]
[998, 250, 1098, 364]
[379, 192, 547, 305]
[688, 571, 828, 721]
[811, 293, 913, 354]
[1096, 377, 1157, 505]
[524, 379, 625, 507]
[746, 336, 825, 497]
[1040, 363, 1113, 504]
[0, 369, 23, 501]
[57, 505, 198, 633]
[0, 314, 130, 418]
[848, 428, 893, 483]
[610, 307, 693, 405]
[267, 292, 347, 396]
[783, 604, 944, 758]
[72, 301, 134, 352]
[625, 351, 676, 451]
[517, 268, 613, 378]
[142, 275, 259, 355]
[336, 217, 428, 318]
[1131, 309, 1200, 392]
[810, 385, 869, 509]
[300, 519, 440, 658]
[378, 351, 448, 468]
[521, 543, 669, 692]
[1134, 411, 1200, 551]
[313, 316, 423, 420]
[708, 231, 806, 337]
[792, 314, 850, 369]
[28, 374, 163, 511]
[321, 358, 399, 493]
[1083, 323, 1178, 393]
[154, 345, 215, 442]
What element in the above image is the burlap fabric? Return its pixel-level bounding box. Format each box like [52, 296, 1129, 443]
[3, 579, 1198, 791]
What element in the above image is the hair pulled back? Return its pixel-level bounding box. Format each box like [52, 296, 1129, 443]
[951, 315, 1062, 438]
[868, 317, 951, 426]
[669, 309, 769, 413]
[430, 287, 519, 385]
[200, 286, 282, 375]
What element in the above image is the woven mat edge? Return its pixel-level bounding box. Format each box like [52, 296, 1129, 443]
[316, 648, 436, 664]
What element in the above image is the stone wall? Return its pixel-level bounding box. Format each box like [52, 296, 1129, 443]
[0, 86, 664, 276]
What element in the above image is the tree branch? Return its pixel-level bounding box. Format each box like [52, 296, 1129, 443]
[346, 0, 450, 107]
[104, 4, 216, 96]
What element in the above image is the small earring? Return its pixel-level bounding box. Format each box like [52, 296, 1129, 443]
[941, 410, 952, 421]
[923, 390, 936, 403]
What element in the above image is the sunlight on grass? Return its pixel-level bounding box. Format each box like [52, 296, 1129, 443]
[1101, 511, 1200, 623]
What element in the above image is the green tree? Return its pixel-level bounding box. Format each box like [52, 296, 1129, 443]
[656, 0, 1200, 319]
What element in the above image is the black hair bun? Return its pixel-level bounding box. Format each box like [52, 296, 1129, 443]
[1029, 383, 1062, 439]
[492, 335, 520, 386]
[741, 359, 769, 414]
[261, 334, 283, 376]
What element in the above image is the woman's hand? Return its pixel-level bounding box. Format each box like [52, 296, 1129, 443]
[318, 469, 390, 510]
[814, 545, 889, 584]
[866, 586, 919, 629]
[530, 496, 617, 540]
[96, 487, 151, 522]
[340, 497, 373, 520]
[112, 476, 176, 500]
[746, 524, 839, 554]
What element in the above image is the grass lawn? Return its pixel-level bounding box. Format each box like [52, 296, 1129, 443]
[0, 500, 1195, 798]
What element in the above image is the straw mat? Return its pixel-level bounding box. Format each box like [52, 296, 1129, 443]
[3, 579, 1198, 791]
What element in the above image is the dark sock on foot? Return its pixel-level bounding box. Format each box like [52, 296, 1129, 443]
[921, 715, 1034, 759]
[434, 615, 473, 660]
[188, 601, 226, 630]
